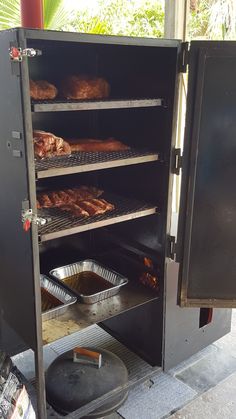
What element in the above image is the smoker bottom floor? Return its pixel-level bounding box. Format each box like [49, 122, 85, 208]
[12, 310, 236, 419]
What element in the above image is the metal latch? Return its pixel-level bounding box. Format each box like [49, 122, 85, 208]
[173, 148, 183, 175]
[167, 235, 177, 260]
[9, 47, 42, 62]
[22, 209, 47, 232]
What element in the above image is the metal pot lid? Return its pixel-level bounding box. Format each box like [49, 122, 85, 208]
[45, 347, 128, 415]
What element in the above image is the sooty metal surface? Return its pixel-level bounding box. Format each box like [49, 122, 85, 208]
[38, 194, 157, 242]
[35, 149, 159, 179]
[42, 280, 159, 344]
[31, 98, 163, 112]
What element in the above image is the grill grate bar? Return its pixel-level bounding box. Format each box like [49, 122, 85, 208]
[31, 97, 163, 112]
[38, 194, 157, 242]
[35, 149, 159, 179]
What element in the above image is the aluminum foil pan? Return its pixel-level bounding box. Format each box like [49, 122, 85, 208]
[40, 275, 77, 321]
[50, 259, 128, 304]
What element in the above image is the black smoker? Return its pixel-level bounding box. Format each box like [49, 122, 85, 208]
[0, 28, 235, 418]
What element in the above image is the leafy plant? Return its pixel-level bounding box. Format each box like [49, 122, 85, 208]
[63, 0, 165, 38]
[207, 0, 236, 39]
[188, 0, 210, 39]
[130, 2, 164, 37]
[0, 0, 21, 29]
[189, 0, 236, 40]
[0, 0, 69, 30]
[43, 0, 69, 30]
[1, 0, 235, 41]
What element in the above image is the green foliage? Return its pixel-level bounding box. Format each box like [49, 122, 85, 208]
[125, 2, 164, 37]
[0, 0, 165, 36]
[207, 0, 236, 39]
[63, 15, 111, 35]
[189, 0, 236, 40]
[62, 0, 165, 38]
[76, 17, 110, 35]
[0, 0, 69, 30]
[0, 0, 235, 41]
[43, 0, 69, 30]
[188, 0, 210, 39]
[0, 0, 21, 29]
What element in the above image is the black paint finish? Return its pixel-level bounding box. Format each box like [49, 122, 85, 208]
[178, 42, 236, 305]
[0, 29, 38, 351]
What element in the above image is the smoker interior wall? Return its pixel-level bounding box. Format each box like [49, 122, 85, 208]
[32, 107, 166, 152]
[27, 39, 178, 99]
[101, 299, 163, 366]
[39, 231, 96, 274]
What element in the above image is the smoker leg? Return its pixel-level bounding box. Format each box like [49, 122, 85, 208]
[34, 346, 47, 419]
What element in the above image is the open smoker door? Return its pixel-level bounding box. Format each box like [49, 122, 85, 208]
[177, 41, 236, 308]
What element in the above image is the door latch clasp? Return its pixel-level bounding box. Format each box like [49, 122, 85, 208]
[9, 47, 42, 62]
[22, 208, 47, 232]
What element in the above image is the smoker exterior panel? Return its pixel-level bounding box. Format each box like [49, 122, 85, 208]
[164, 261, 231, 371]
[178, 42, 236, 307]
[0, 318, 27, 356]
[24, 28, 180, 48]
[0, 29, 38, 351]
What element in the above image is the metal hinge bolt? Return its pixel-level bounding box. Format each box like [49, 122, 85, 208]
[173, 148, 183, 175]
[179, 42, 189, 73]
[168, 235, 177, 260]
[9, 47, 42, 62]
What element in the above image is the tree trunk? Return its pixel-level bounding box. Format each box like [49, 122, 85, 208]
[190, 0, 198, 11]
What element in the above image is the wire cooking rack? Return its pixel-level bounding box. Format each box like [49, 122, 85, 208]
[35, 149, 159, 172]
[38, 193, 157, 242]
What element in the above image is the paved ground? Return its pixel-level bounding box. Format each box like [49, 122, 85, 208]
[169, 372, 236, 419]
[168, 309, 236, 419]
[108, 309, 236, 419]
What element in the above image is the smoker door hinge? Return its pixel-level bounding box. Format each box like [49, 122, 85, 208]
[167, 235, 177, 260]
[179, 42, 189, 73]
[172, 148, 183, 175]
[9, 46, 42, 62]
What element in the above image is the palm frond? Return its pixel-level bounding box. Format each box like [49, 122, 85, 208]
[0, 0, 69, 31]
[79, 17, 110, 34]
[207, 0, 236, 39]
[43, 0, 69, 30]
[0, 0, 20, 30]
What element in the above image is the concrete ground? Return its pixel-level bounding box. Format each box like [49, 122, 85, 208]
[12, 310, 236, 418]
[107, 309, 236, 419]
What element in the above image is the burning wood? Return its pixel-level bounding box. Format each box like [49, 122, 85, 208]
[139, 257, 159, 291]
